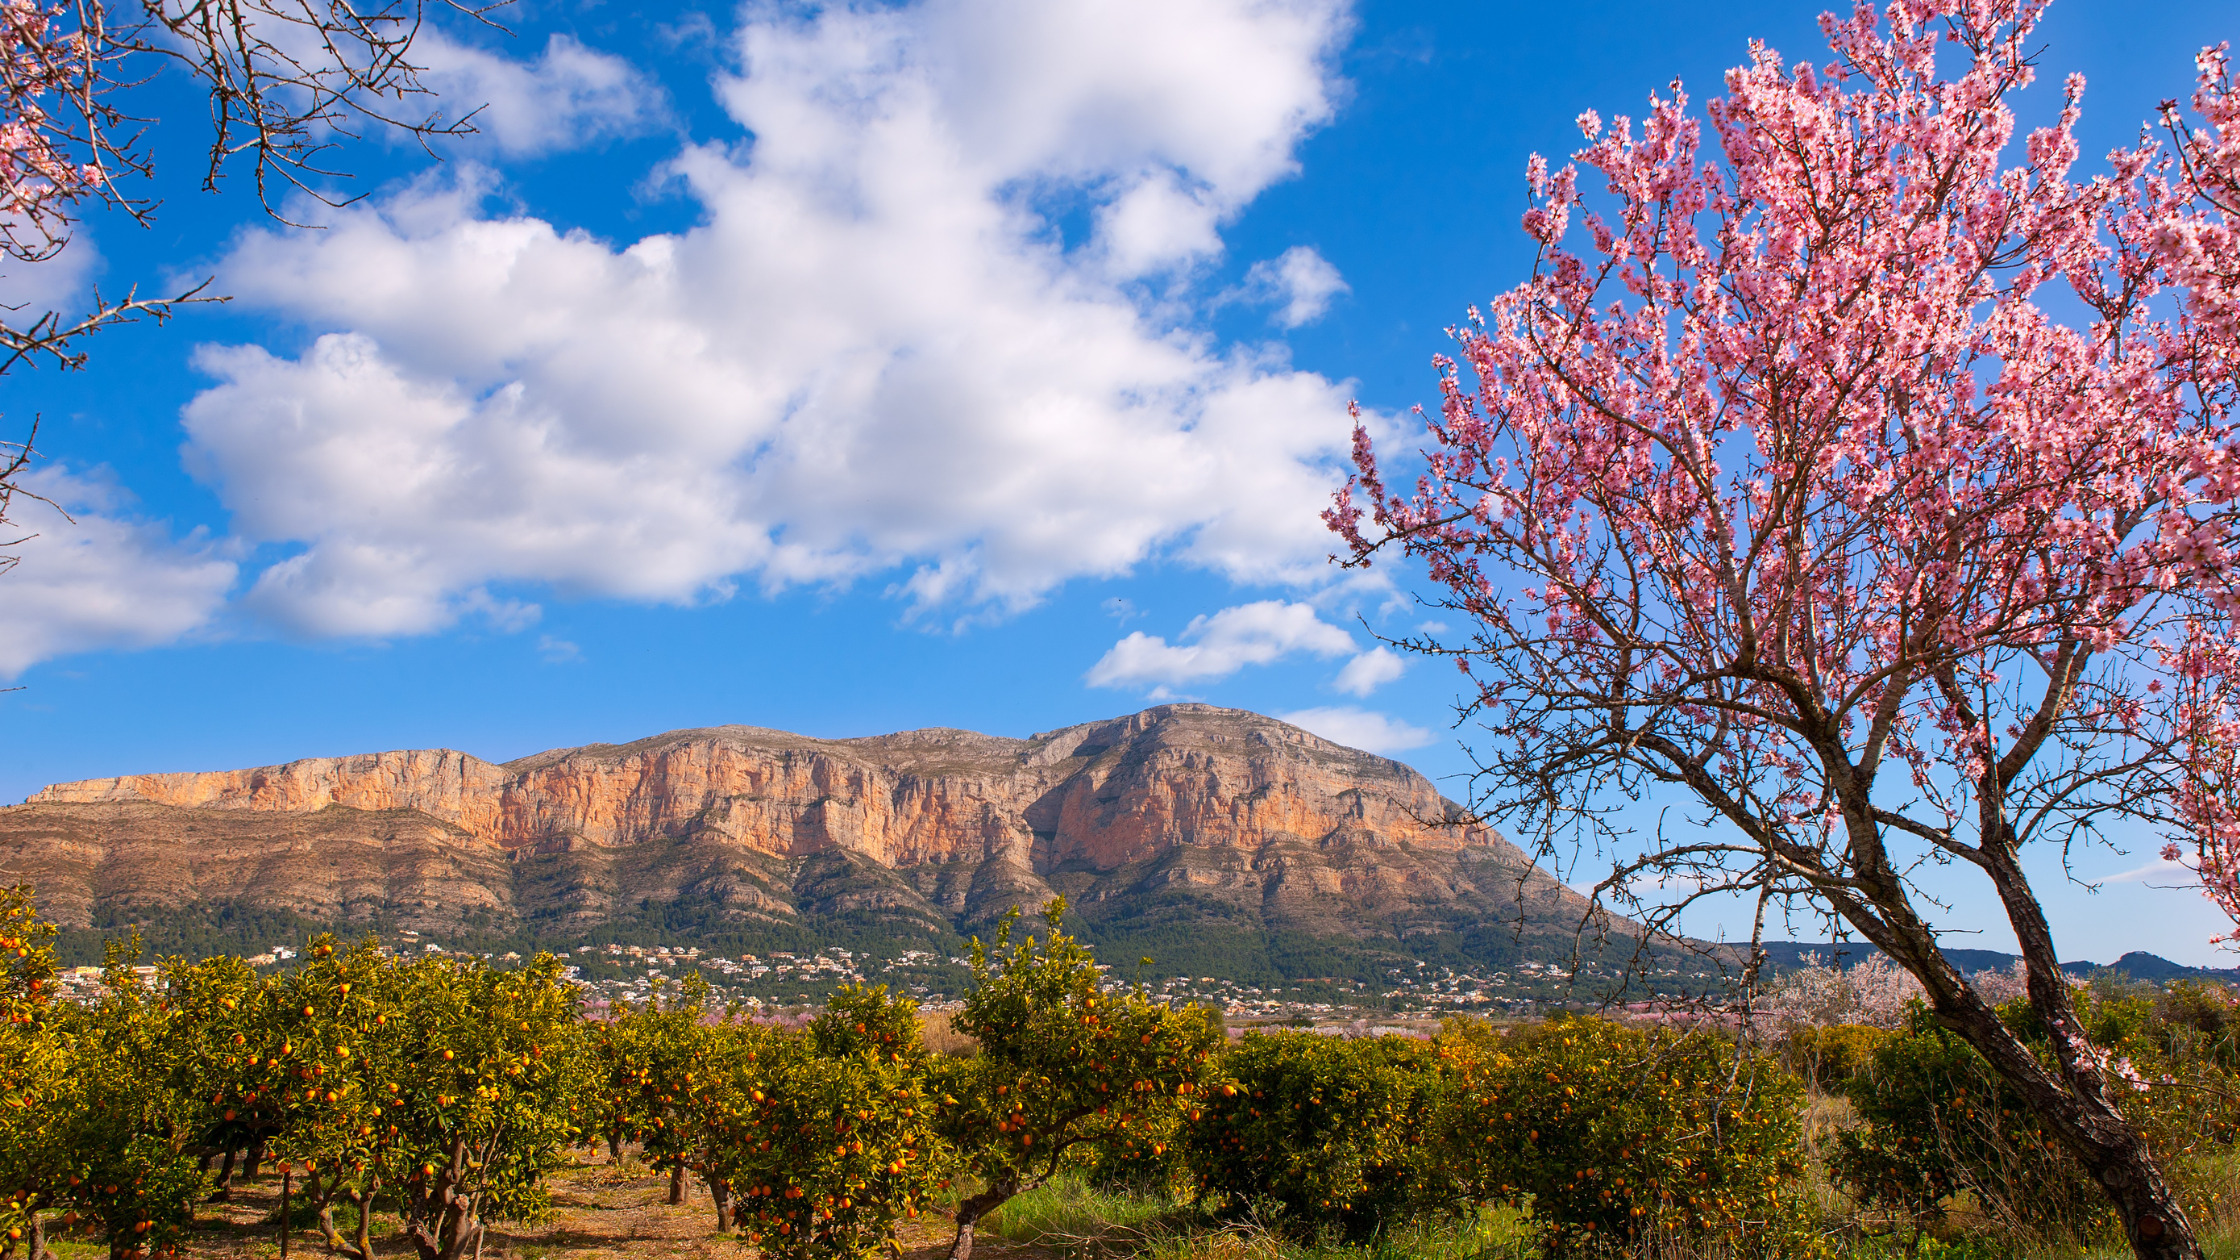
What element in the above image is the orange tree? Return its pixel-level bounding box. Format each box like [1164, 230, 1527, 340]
[376, 947, 588, 1260]
[153, 954, 269, 1195]
[936, 901, 1223, 1260]
[1434, 1015, 1811, 1256]
[253, 937, 410, 1260]
[254, 937, 590, 1260]
[706, 994, 949, 1260]
[0, 886, 68, 1260]
[1183, 1030, 1455, 1240]
[41, 941, 214, 1260]
[592, 974, 721, 1207]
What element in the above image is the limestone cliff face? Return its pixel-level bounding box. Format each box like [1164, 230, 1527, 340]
[7, 705, 1578, 947]
[28, 705, 1485, 867]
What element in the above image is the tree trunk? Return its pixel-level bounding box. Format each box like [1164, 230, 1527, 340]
[245, 1140, 266, 1179]
[1979, 845, 2200, 1260]
[705, 1175, 734, 1232]
[606, 1134, 621, 1162]
[207, 1147, 238, 1202]
[404, 1159, 484, 1260]
[1834, 818, 2204, 1260]
[946, 1181, 1016, 1260]
[351, 1185, 375, 1260]
[20, 1210, 50, 1260]
[667, 1165, 687, 1205]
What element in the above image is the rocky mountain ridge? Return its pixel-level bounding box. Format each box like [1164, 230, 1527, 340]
[1, 705, 1592, 969]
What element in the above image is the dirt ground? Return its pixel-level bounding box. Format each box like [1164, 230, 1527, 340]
[180, 1150, 1051, 1260]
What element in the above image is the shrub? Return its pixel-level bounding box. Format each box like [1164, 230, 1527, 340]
[1437, 1014, 1813, 1256]
[1184, 1031, 1453, 1240]
[1836, 993, 2240, 1245]
[1832, 1008, 2107, 1241]
[1782, 1023, 1891, 1093]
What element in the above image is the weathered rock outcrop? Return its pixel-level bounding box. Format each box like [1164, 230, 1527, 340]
[4, 705, 1587, 954]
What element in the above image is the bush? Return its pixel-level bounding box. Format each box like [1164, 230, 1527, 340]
[1184, 1031, 1453, 1240]
[1437, 1014, 1812, 1256]
[1782, 1023, 1891, 1093]
[1832, 1008, 2107, 1241]
[1836, 992, 2240, 1246]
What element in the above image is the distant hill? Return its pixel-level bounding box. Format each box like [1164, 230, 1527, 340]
[1758, 940, 2240, 985]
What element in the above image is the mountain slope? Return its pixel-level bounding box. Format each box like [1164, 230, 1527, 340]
[2, 704, 1596, 969]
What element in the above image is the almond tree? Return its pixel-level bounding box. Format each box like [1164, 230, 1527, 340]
[1327, 3, 2237, 1256]
[2158, 46, 2240, 943]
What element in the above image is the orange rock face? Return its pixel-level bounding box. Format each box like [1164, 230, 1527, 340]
[7, 705, 1582, 942]
[28, 705, 1490, 866]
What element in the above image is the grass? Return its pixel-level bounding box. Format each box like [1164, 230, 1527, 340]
[973, 1165, 2240, 1260]
[983, 1173, 1193, 1253]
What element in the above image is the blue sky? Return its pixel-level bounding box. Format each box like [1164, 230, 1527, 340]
[2, 0, 2232, 963]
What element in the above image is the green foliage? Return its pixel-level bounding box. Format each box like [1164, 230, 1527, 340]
[1185, 1030, 1452, 1241]
[940, 899, 1224, 1249]
[589, 973, 719, 1176]
[1836, 991, 2240, 1247]
[0, 937, 216, 1260]
[2156, 981, 2240, 1074]
[811, 985, 927, 1067]
[712, 1031, 948, 1260]
[1834, 1006, 2108, 1242]
[178, 935, 594, 1260]
[1436, 1015, 1813, 1257]
[1782, 1023, 1892, 1093]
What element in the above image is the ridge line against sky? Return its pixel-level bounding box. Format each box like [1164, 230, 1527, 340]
[0, 0, 2232, 963]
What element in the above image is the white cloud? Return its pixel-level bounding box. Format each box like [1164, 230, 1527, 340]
[1085, 600, 1354, 688]
[0, 223, 100, 319]
[183, 0, 1360, 638]
[1333, 644, 1402, 696]
[0, 468, 236, 676]
[419, 33, 663, 156]
[1242, 245, 1348, 327]
[2106, 855, 2197, 886]
[1276, 706, 1433, 754]
[537, 634, 582, 663]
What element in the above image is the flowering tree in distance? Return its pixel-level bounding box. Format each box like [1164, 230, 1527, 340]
[1328, 3, 2240, 1257]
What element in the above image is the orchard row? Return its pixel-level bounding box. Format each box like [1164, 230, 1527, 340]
[9, 886, 2236, 1260]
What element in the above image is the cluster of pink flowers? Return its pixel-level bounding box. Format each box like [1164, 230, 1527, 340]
[0, 0, 96, 264]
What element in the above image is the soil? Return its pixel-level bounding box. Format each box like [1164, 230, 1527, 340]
[172, 1150, 1056, 1260]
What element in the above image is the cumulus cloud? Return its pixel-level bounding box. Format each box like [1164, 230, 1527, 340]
[183, 0, 1360, 637]
[1276, 705, 1433, 754]
[0, 468, 236, 676]
[1242, 245, 1348, 327]
[1333, 644, 1402, 696]
[1084, 600, 1354, 689]
[418, 33, 663, 156]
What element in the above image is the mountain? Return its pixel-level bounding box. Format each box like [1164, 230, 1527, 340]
[0, 704, 1604, 977]
[1758, 941, 2240, 986]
